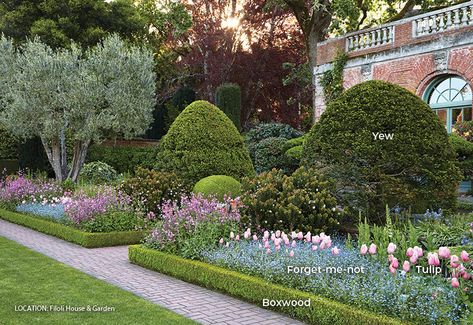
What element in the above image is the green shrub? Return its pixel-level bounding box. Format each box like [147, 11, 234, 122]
[215, 83, 241, 130]
[245, 123, 303, 168]
[193, 175, 242, 201]
[253, 137, 288, 173]
[79, 161, 118, 184]
[283, 135, 306, 173]
[0, 127, 18, 159]
[120, 167, 189, 213]
[0, 208, 146, 247]
[86, 144, 156, 174]
[304, 80, 461, 220]
[155, 100, 255, 185]
[129, 246, 403, 325]
[450, 133, 473, 180]
[79, 211, 146, 233]
[240, 166, 341, 233]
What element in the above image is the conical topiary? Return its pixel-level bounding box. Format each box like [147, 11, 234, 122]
[155, 100, 255, 185]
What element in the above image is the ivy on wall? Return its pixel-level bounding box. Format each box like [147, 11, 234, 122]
[320, 51, 348, 103]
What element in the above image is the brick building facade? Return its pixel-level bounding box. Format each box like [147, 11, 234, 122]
[314, 1, 473, 132]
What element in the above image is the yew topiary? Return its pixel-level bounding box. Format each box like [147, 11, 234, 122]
[304, 80, 461, 220]
[193, 175, 242, 201]
[155, 100, 255, 185]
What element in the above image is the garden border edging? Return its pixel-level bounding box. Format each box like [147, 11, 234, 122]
[0, 208, 146, 248]
[128, 245, 408, 325]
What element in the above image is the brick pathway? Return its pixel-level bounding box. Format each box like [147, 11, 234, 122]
[0, 219, 304, 325]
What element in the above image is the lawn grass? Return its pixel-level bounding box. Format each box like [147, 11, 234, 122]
[0, 236, 196, 325]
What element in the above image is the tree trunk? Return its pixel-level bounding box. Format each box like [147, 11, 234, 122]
[41, 136, 67, 181]
[68, 140, 91, 182]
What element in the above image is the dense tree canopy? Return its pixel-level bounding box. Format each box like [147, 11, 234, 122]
[0, 35, 156, 181]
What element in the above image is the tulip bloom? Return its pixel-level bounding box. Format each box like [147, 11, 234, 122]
[297, 232, 303, 240]
[263, 231, 270, 239]
[387, 243, 396, 254]
[312, 235, 321, 244]
[219, 238, 224, 245]
[406, 247, 414, 258]
[413, 246, 423, 257]
[461, 250, 469, 262]
[389, 265, 396, 274]
[331, 247, 340, 255]
[369, 243, 377, 255]
[451, 255, 460, 268]
[291, 240, 297, 248]
[451, 277, 460, 288]
[403, 261, 410, 272]
[305, 232, 311, 242]
[428, 252, 441, 266]
[439, 247, 451, 259]
[253, 234, 258, 241]
[409, 252, 418, 264]
[275, 230, 281, 238]
[235, 234, 240, 241]
[391, 257, 399, 269]
[360, 244, 368, 256]
[312, 245, 318, 251]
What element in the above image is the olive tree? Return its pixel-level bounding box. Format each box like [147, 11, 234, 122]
[0, 34, 156, 181]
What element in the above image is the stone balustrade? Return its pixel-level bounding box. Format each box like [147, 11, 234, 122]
[346, 25, 394, 52]
[413, 1, 473, 37]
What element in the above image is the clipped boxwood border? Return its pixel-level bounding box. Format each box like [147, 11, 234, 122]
[0, 209, 146, 248]
[129, 245, 407, 325]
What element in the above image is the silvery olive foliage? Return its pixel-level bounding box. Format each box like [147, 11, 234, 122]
[0, 34, 156, 181]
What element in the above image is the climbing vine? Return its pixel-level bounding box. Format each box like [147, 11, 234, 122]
[320, 51, 348, 103]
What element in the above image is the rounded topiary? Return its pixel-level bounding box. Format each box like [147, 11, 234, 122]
[79, 161, 118, 184]
[193, 175, 242, 201]
[155, 100, 255, 185]
[254, 137, 288, 174]
[304, 80, 461, 219]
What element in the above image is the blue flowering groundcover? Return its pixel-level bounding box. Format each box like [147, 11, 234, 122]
[16, 203, 65, 221]
[201, 240, 468, 324]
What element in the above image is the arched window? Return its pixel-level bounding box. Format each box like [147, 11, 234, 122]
[424, 76, 473, 132]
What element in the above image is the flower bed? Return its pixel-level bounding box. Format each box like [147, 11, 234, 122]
[128, 245, 404, 325]
[0, 174, 152, 247]
[0, 208, 146, 248]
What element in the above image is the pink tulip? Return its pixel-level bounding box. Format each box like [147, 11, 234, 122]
[320, 241, 326, 250]
[253, 234, 258, 241]
[428, 252, 441, 266]
[284, 238, 290, 246]
[406, 247, 414, 258]
[413, 246, 423, 257]
[387, 243, 396, 254]
[266, 248, 271, 254]
[312, 235, 321, 244]
[275, 245, 281, 251]
[297, 232, 303, 240]
[275, 230, 281, 238]
[369, 243, 377, 255]
[290, 231, 297, 239]
[320, 232, 326, 239]
[391, 257, 399, 269]
[360, 244, 368, 255]
[271, 233, 276, 241]
[263, 231, 269, 239]
[463, 272, 470, 280]
[451, 255, 460, 268]
[235, 234, 240, 241]
[409, 252, 418, 264]
[289, 250, 294, 257]
[312, 245, 318, 251]
[264, 241, 270, 249]
[230, 232, 235, 239]
[403, 261, 410, 272]
[243, 232, 249, 240]
[331, 247, 340, 255]
[305, 232, 311, 242]
[291, 240, 297, 248]
[219, 238, 224, 245]
[439, 247, 451, 259]
[461, 250, 470, 262]
[274, 238, 281, 246]
[389, 265, 396, 274]
[225, 242, 229, 247]
[452, 277, 460, 288]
